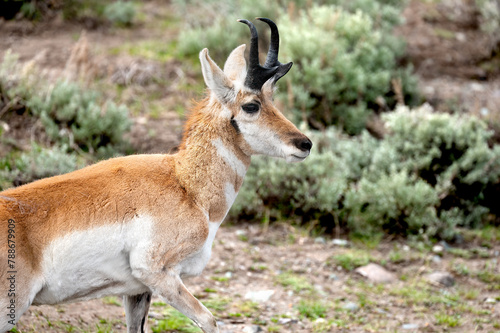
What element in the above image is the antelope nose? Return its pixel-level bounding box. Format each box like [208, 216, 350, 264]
[296, 137, 312, 152]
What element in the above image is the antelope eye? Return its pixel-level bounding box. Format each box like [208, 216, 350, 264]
[241, 103, 260, 114]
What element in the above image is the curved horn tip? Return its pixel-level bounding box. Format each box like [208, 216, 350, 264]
[256, 17, 275, 24]
[238, 19, 250, 25]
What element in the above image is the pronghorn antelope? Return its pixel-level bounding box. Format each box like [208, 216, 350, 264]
[0, 18, 311, 333]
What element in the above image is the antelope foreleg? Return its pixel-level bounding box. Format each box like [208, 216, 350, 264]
[141, 272, 218, 333]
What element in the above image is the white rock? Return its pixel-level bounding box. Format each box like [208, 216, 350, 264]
[343, 302, 359, 312]
[455, 32, 466, 42]
[242, 325, 262, 333]
[244, 290, 275, 303]
[470, 82, 484, 92]
[425, 271, 455, 287]
[315, 237, 326, 244]
[332, 239, 349, 246]
[236, 229, 246, 236]
[432, 245, 444, 253]
[355, 263, 396, 283]
[402, 323, 419, 330]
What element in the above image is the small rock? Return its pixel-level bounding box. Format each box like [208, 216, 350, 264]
[480, 107, 490, 116]
[217, 321, 225, 327]
[455, 32, 466, 42]
[432, 245, 444, 253]
[235, 229, 246, 236]
[314, 318, 327, 324]
[225, 271, 233, 279]
[332, 239, 349, 247]
[244, 290, 275, 303]
[278, 318, 298, 325]
[355, 263, 396, 283]
[402, 245, 410, 252]
[484, 297, 497, 304]
[314, 237, 326, 244]
[423, 86, 435, 96]
[402, 323, 419, 330]
[343, 302, 359, 312]
[470, 82, 484, 92]
[0, 121, 9, 132]
[328, 273, 338, 280]
[425, 271, 455, 287]
[432, 255, 442, 263]
[439, 241, 450, 250]
[278, 318, 291, 325]
[242, 325, 263, 333]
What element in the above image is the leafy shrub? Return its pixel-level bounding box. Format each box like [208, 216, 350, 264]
[176, 1, 418, 134]
[231, 105, 500, 240]
[61, 0, 106, 22]
[0, 51, 132, 189]
[103, 1, 136, 27]
[0, 145, 84, 190]
[1, 51, 132, 159]
[278, 4, 419, 134]
[174, 0, 282, 62]
[475, 0, 500, 40]
[27, 80, 131, 157]
[61, 0, 136, 27]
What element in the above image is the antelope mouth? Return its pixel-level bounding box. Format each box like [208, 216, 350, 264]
[288, 152, 310, 162]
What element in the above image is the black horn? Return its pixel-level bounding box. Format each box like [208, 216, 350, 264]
[238, 18, 292, 90]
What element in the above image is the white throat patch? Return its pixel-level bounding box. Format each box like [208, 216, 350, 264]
[212, 138, 247, 178]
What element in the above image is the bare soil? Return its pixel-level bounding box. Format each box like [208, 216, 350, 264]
[12, 223, 500, 332]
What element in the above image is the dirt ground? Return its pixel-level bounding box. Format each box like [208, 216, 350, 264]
[1, 0, 500, 332]
[11, 223, 500, 332]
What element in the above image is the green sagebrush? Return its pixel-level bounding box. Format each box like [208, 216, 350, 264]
[175, 0, 418, 134]
[27, 80, 131, 157]
[231, 105, 500, 239]
[0, 51, 132, 189]
[0, 144, 85, 190]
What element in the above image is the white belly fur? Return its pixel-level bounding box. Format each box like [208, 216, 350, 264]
[33, 216, 153, 305]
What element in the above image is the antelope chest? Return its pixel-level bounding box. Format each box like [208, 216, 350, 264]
[177, 221, 221, 277]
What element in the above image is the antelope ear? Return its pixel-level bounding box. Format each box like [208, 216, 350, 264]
[200, 48, 235, 103]
[223, 44, 247, 82]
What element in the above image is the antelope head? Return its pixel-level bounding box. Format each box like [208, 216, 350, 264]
[199, 18, 312, 162]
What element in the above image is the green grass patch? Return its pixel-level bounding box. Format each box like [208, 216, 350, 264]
[276, 272, 314, 293]
[297, 299, 328, 319]
[203, 296, 230, 314]
[210, 276, 229, 282]
[435, 312, 461, 327]
[110, 40, 178, 63]
[151, 307, 200, 333]
[233, 300, 260, 318]
[329, 250, 372, 271]
[448, 247, 472, 259]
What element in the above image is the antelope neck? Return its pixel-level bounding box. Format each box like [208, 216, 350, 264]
[174, 111, 251, 223]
